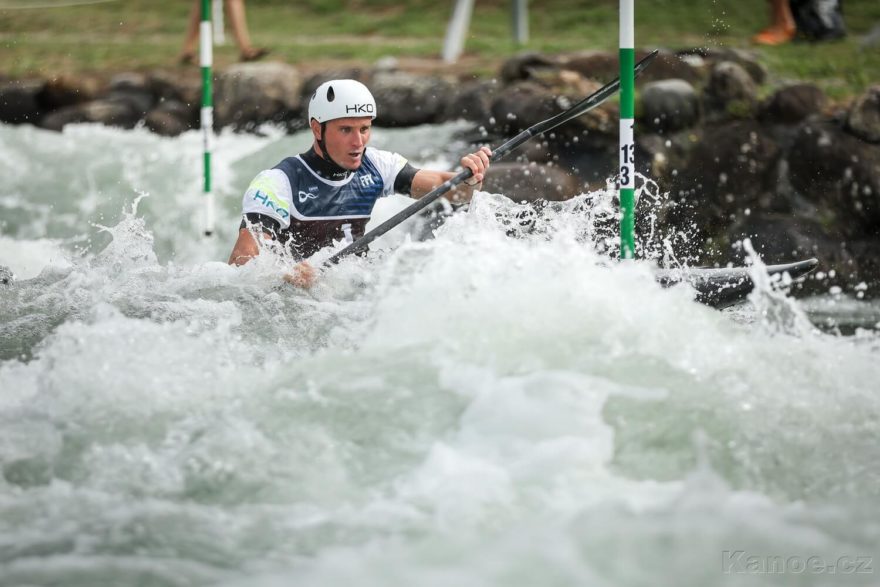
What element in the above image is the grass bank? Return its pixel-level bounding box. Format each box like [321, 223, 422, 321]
[1, 0, 878, 98]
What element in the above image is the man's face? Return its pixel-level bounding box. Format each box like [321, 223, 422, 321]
[312, 117, 373, 170]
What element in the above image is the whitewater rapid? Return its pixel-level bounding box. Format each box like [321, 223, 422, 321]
[1, 122, 878, 587]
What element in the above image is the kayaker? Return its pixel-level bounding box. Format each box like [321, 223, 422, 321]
[228, 79, 491, 287]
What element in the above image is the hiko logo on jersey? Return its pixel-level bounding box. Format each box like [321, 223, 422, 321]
[345, 103, 374, 115]
[298, 189, 319, 203]
[252, 189, 290, 219]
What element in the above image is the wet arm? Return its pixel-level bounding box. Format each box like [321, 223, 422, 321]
[228, 228, 272, 265]
[410, 146, 492, 204]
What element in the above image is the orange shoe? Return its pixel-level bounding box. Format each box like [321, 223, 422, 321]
[752, 25, 796, 45]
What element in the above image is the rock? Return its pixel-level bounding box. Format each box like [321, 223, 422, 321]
[370, 72, 452, 127]
[560, 49, 702, 84]
[105, 89, 155, 118]
[842, 239, 880, 294]
[788, 120, 880, 238]
[722, 214, 856, 295]
[108, 72, 150, 93]
[300, 69, 370, 106]
[668, 120, 783, 240]
[846, 85, 880, 143]
[636, 128, 701, 182]
[442, 79, 498, 123]
[487, 81, 564, 135]
[0, 79, 45, 124]
[726, 214, 834, 263]
[640, 79, 700, 132]
[145, 110, 188, 137]
[698, 47, 767, 85]
[483, 162, 581, 203]
[40, 99, 140, 131]
[704, 61, 758, 119]
[499, 51, 558, 83]
[215, 62, 302, 129]
[760, 83, 827, 124]
[149, 69, 202, 106]
[512, 138, 555, 164]
[637, 50, 703, 84]
[38, 74, 100, 110]
[724, 215, 880, 296]
[145, 100, 196, 136]
[557, 50, 616, 81]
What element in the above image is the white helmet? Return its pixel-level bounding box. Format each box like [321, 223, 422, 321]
[308, 79, 376, 123]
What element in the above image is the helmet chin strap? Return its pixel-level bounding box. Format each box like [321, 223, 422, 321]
[317, 122, 351, 176]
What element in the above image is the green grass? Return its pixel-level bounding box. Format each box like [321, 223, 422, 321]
[1, 0, 878, 98]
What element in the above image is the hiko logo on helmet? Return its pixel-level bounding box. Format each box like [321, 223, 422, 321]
[345, 104, 375, 114]
[309, 79, 377, 123]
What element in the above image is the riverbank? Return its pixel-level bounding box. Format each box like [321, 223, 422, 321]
[2, 44, 878, 299]
[2, 0, 879, 97]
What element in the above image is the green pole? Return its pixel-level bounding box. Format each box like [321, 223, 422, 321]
[619, 0, 635, 259]
[200, 0, 215, 236]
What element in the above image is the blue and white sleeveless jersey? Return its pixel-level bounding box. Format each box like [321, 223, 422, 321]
[240, 147, 410, 257]
[243, 147, 408, 223]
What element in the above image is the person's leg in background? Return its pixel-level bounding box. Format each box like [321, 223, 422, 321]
[753, 0, 796, 45]
[225, 0, 269, 61]
[178, 0, 201, 64]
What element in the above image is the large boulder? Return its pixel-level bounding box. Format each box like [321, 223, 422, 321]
[215, 62, 302, 129]
[557, 50, 616, 81]
[760, 83, 827, 124]
[486, 81, 564, 136]
[788, 121, 880, 239]
[636, 128, 702, 183]
[636, 50, 704, 84]
[668, 120, 784, 240]
[698, 47, 767, 85]
[640, 79, 700, 133]
[483, 162, 581, 203]
[560, 49, 702, 84]
[499, 52, 558, 83]
[441, 79, 498, 123]
[704, 61, 758, 119]
[370, 71, 452, 127]
[149, 69, 202, 106]
[145, 100, 197, 137]
[846, 85, 880, 143]
[38, 74, 100, 110]
[99, 73, 156, 120]
[726, 214, 835, 263]
[725, 215, 880, 295]
[39, 99, 142, 131]
[0, 79, 45, 124]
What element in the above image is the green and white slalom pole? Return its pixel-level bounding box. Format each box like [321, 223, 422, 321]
[619, 0, 635, 259]
[200, 0, 215, 236]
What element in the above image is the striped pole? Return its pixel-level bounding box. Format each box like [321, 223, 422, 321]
[619, 0, 635, 259]
[200, 0, 215, 236]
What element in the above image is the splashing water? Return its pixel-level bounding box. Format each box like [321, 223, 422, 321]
[1, 122, 879, 587]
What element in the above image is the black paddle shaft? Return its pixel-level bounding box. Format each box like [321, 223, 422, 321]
[324, 50, 659, 266]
